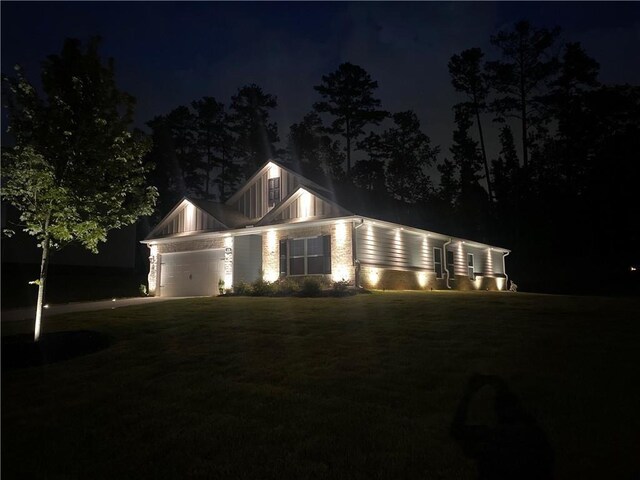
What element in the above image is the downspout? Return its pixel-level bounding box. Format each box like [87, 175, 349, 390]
[443, 237, 452, 289]
[502, 251, 510, 291]
[353, 218, 365, 288]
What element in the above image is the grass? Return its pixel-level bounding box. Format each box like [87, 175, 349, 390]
[2, 291, 639, 479]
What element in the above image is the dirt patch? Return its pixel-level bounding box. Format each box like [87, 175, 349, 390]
[2, 330, 111, 370]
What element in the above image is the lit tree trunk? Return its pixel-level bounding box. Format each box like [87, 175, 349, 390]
[34, 227, 51, 342]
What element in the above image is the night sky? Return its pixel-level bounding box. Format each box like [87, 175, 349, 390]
[2, 2, 640, 163]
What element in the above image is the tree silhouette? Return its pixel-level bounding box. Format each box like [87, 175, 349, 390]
[377, 111, 438, 203]
[449, 48, 493, 202]
[192, 97, 227, 200]
[313, 62, 388, 173]
[287, 112, 345, 180]
[229, 84, 279, 175]
[486, 21, 560, 173]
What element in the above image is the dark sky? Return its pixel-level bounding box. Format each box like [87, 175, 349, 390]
[2, 2, 639, 166]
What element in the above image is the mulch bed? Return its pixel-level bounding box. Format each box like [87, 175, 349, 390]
[2, 330, 111, 370]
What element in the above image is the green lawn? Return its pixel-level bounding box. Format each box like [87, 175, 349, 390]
[2, 292, 639, 479]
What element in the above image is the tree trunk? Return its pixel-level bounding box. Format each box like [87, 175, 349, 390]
[475, 105, 493, 203]
[34, 234, 51, 342]
[345, 119, 351, 173]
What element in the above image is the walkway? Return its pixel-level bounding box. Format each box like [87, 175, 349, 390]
[1, 296, 181, 322]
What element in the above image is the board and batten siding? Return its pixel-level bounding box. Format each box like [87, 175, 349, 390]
[272, 194, 341, 222]
[229, 165, 299, 220]
[356, 224, 432, 270]
[158, 204, 225, 237]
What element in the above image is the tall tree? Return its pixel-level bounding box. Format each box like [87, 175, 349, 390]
[376, 111, 438, 203]
[546, 43, 600, 193]
[448, 48, 493, 202]
[438, 110, 488, 237]
[145, 116, 183, 219]
[164, 106, 204, 197]
[288, 112, 345, 180]
[486, 20, 560, 172]
[191, 97, 228, 200]
[228, 84, 279, 175]
[1, 38, 157, 341]
[352, 132, 386, 191]
[313, 62, 388, 173]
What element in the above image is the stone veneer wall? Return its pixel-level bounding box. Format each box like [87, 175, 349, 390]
[262, 221, 355, 284]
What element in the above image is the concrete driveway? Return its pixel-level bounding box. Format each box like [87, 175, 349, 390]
[1, 296, 184, 322]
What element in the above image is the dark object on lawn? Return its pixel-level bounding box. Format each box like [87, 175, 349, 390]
[2, 330, 111, 370]
[451, 373, 554, 479]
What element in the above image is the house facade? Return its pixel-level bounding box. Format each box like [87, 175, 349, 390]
[142, 161, 510, 296]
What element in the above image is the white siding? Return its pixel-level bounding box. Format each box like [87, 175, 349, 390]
[229, 167, 298, 220]
[356, 224, 431, 270]
[158, 204, 225, 237]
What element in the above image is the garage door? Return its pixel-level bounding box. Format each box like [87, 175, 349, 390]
[160, 249, 224, 297]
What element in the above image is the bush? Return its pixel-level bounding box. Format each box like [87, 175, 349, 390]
[139, 284, 148, 297]
[300, 277, 322, 297]
[251, 279, 274, 297]
[332, 279, 350, 293]
[233, 281, 251, 296]
[273, 277, 300, 296]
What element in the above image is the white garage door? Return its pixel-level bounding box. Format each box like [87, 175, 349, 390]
[160, 249, 224, 297]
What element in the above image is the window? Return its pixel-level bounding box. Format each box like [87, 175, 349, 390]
[281, 236, 331, 275]
[446, 249, 455, 279]
[468, 253, 475, 280]
[268, 177, 281, 207]
[434, 247, 443, 279]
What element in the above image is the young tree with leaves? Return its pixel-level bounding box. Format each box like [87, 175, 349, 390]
[1, 38, 157, 341]
[313, 62, 388, 173]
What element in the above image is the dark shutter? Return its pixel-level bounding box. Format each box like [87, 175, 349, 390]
[323, 235, 331, 274]
[279, 239, 288, 277]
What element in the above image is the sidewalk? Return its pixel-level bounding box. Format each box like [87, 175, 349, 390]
[1, 296, 179, 322]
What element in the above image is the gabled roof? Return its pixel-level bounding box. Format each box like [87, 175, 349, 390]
[145, 197, 251, 240]
[188, 198, 253, 229]
[225, 159, 332, 206]
[256, 184, 353, 226]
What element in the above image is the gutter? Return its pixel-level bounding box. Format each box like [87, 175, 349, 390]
[502, 250, 510, 291]
[353, 218, 366, 287]
[443, 237, 453, 289]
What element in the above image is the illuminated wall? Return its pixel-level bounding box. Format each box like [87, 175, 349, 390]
[148, 244, 159, 295]
[261, 221, 354, 283]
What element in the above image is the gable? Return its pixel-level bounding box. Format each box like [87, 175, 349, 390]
[257, 186, 353, 226]
[226, 161, 332, 220]
[146, 199, 228, 239]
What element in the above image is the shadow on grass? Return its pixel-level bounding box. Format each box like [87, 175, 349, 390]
[451, 373, 555, 479]
[2, 330, 111, 370]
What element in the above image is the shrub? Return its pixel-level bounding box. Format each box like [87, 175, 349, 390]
[332, 279, 350, 293]
[251, 278, 274, 296]
[233, 281, 251, 296]
[300, 277, 322, 297]
[139, 284, 148, 297]
[273, 277, 300, 296]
